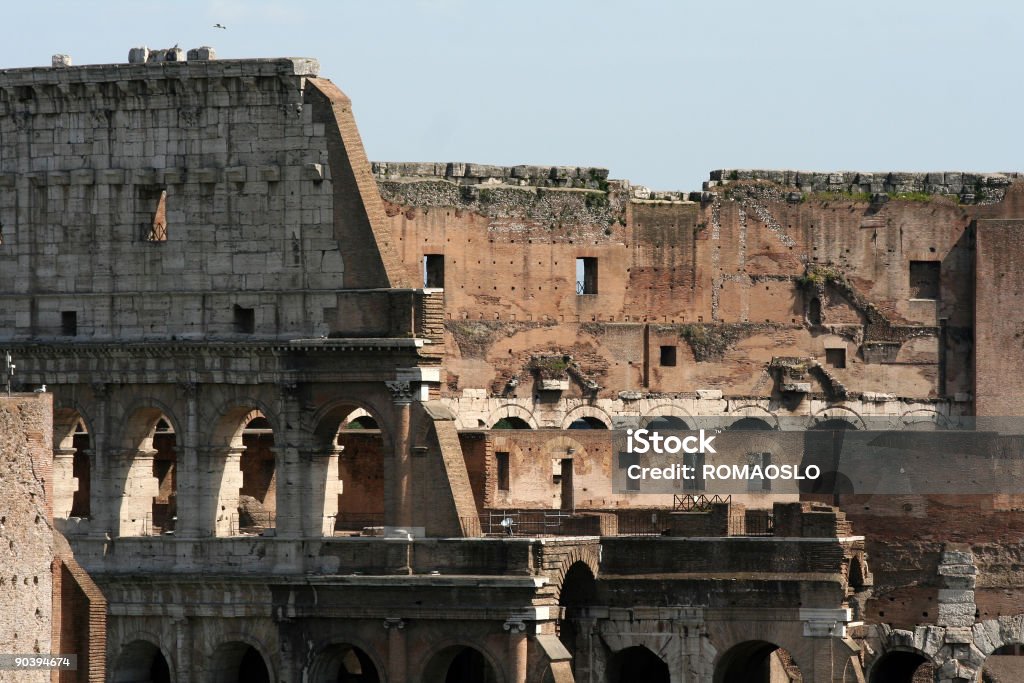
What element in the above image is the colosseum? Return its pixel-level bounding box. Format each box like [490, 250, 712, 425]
[1, 49, 1024, 683]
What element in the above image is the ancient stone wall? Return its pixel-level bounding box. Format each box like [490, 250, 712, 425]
[0, 58, 404, 343]
[0, 393, 53, 681]
[374, 163, 1024, 406]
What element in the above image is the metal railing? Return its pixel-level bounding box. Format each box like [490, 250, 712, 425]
[141, 512, 177, 536]
[741, 511, 775, 537]
[475, 510, 572, 536]
[673, 493, 732, 512]
[229, 511, 276, 536]
[615, 512, 669, 536]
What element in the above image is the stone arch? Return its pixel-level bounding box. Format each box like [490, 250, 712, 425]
[549, 544, 601, 596]
[898, 408, 953, 431]
[556, 560, 598, 659]
[53, 401, 94, 448]
[981, 639, 1024, 683]
[866, 647, 935, 683]
[111, 637, 174, 683]
[420, 641, 504, 683]
[561, 404, 612, 430]
[809, 406, 866, 431]
[486, 404, 538, 430]
[308, 637, 386, 683]
[208, 635, 277, 683]
[204, 400, 281, 537]
[639, 403, 697, 430]
[117, 399, 183, 450]
[707, 620, 814, 683]
[310, 398, 393, 451]
[206, 397, 281, 450]
[726, 405, 779, 430]
[973, 618, 1024, 658]
[312, 398, 393, 535]
[52, 404, 93, 521]
[115, 402, 182, 536]
[713, 640, 805, 683]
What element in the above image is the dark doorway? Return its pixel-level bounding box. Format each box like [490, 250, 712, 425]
[869, 650, 932, 683]
[607, 646, 670, 683]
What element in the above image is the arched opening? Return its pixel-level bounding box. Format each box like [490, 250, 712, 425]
[119, 408, 177, 536]
[868, 650, 932, 683]
[310, 405, 388, 535]
[71, 420, 91, 517]
[238, 416, 276, 534]
[729, 417, 774, 431]
[493, 416, 531, 430]
[607, 646, 669, 683]
[568, 416, 608, 430]
[645, 415, 692, 431]
[714, 641, 803, 683]
[812, 418, 859, 431]
[151, 419, 177, 534]
[211, 643, 272, 683]
[53, 410, 91, 521]
[112, 640, 171, 683]
[345, 415, 379, 430]
[558, 562, 597, 659]
[982, 644, 1024, 683]
[808, 297, 822, 326]
[423, 646, 499, 683]
[312, 644, 381, 683]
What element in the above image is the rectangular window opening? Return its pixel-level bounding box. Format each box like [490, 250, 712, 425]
[748, 452, 771, 492]
[61, 311, 77, 337]
[684, 452, 705, 491]
[424, 254, 445, 288]
[234, 305, 255, 334]
[576, 257, 598, 295]
[825, 347, 846, 369]
[619, 451, 640, 491]
[138, 186, 168, 242]
[660, 345, 677, 367]
[909, 261, 940, 299]
[496, 451, 510, 492]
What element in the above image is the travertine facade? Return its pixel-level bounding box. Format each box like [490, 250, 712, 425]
[2, 50, 1024, 682]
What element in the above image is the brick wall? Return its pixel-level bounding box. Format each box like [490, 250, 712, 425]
[975, 219, 1024, 415]
[0, 393, 54, 678]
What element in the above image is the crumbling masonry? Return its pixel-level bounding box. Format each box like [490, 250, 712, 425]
[2, 51, 1024, 682]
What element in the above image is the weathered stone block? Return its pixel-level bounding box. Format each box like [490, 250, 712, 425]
[186, 46, 216, 61]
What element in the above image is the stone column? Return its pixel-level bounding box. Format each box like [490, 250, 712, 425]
[384, 618, 407, 683]
[504, 619, 528, 683]
[199, 445, 245, 537]
[172, 615, 192, 683]
[275, 381, 303, 539]
[89, 382, 113, 538]
[385, 381, 414, 530]
[574, 617, 598, 683]
[51, 447, 78, 519]
[117, 447, 159, 536]
[175, 382, 200, 538]
[304, 445, 343, 537]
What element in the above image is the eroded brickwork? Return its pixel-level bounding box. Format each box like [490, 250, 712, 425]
[4, 49, 1024, 682]
[0, 394, 53, 682]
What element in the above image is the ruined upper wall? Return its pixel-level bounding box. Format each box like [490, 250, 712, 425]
[707, 169, 1020, 205]
[0, 57, 403, 341]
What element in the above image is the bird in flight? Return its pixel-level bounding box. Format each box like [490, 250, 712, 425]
[213, 23, 227, 29]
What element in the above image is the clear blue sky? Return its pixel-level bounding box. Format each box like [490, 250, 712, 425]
[3, 0, 1020, 190]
